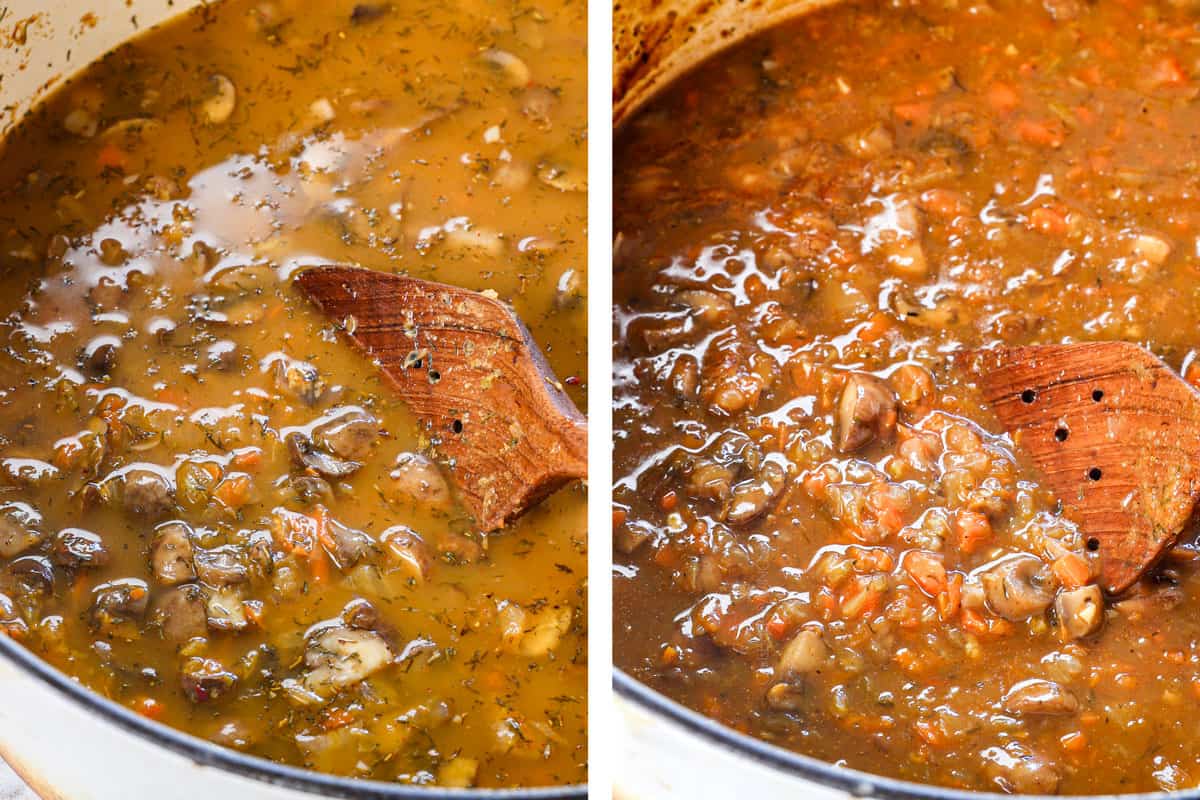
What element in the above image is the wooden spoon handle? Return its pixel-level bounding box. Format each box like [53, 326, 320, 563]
[295, 265, 587, 531]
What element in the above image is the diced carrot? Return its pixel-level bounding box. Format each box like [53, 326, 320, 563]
[1016, 118, 1066, 148]
[1052, 553, 1090, 589]
[954, 509, 992, 555]
[231, 447, 263, 472]
[766, 613, 791, 641]
[659, 490, 678, 512]
[214, 473, 252, 509]
[322, 707, 355, 731]
[1150, 55, 1189, 87]
[961, 608, 989, 635]
[985, 82, 1020, 114]
[133, 697, 166, 720]
[1028, 205, 1069, 237]
[856, 312, 892, 343]
[1060, 731, 1087, 753]
[903, 550, 948, 597]
[96, 143, 127, 170]
[937, 572, 963, 621]
[893, 100, 932, 126]
[661, 645, 679, 666]
[919, 188, 969, 220]
[913, 719, 945, 747]
[612, 507, 627, 526]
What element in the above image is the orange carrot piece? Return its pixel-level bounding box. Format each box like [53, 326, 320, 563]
[903, 550, 948, 597]
[1016, 118, 1065, 148]
[954, 510, 992, 555]
[986, 82, 1020, 114]
[1029, 205, 1069, 236]
[1052, 553, 1090, 589]
[893, 100, 932, 126]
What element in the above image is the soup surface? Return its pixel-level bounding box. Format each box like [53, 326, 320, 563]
[0, 0, 586, 787]
[613, 0, 1200, 793]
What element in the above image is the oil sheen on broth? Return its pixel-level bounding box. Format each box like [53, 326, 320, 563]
[614, 0, 1200, 794]
[0, 0, 585, 788]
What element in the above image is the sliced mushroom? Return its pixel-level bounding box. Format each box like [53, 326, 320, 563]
[0, 502, 44, 558]
[151, 583, 208, 641]
[121, 468, 175, 518]
[981, 745, 1061, 795]
[284, 474, 335, 506]
[51, 528, 110, 569]
[480, 49, 531, 87]
[151, 522, 196, 585]
[302, 625, 394, 695]
[1055, 584, 1104, 639]
[726, 460, 788, 525]
[286, 431, 360, 478]
[980, 555, 1054, 621]
[195, 545, 249, 586]
[518, 605, 572, 657]
[777, 627, 830, 677]
[380, 526, 431, 581]
[80, 336, 121, 378]
[386, 452, 452, 509]
[91, 578, 150, 628]
[181, 656, 238, 703]
[835, 373, 898, 452]
[271, 357, 326, 405]
[313, 408, 380, 461]
[201, 74, 237, 124]
[1002, 679, 1079, 716]
[206, 586, 249, 632]
[321, 518, 375, 569]
[8, 555, 56, 596]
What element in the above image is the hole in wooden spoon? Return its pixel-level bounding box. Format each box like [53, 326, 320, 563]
[1088, 467, 1102, 481]
[1021, 389, 1037, 403]
[1087, 537, 1100, 551]
[1055, 427, 1069, 442]
[1092, 389, 1104, 402]
[452, 419, 463, 434]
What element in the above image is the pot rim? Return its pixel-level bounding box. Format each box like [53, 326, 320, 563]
[613, 667, 1193, 800]
[0, 632, 585, 798]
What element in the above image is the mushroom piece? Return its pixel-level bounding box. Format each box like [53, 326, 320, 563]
[386, 452, 452, 509]
[151, 583, 208, 641]
[271, 357, 326, 405]
[980, 555, 1054, 620]
[200, 75, 237, 124]
[8, 555, 56, 596]
[777, 627, 830, 677]
[1055, 584, 1104, 639]
[194, 545, 249, 586]
[151, 522, 196, 585]
[302, 625, 395, 696]
[726, 460, 788, 525]
[206, 586, 249, 632]
[91, 578, 150, 628]
[1002, 679, 1079, 716]
[181, 656, 238, 703]
[80, 336, 121, 378]
[121, 468, 175, 518]
[380, 525, 431, 581]
[313, 408, 380, 461]
[835, 373, 898, 452]
[51, 528, 110, 569]
[982, 745, 1061, 795]
[320, 518, 375, 569]
[286, 432, 361, 479]
[0, 502, 44, 558]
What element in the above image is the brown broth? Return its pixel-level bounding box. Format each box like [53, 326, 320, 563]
[614, 0, 1200, 794]
[0, 0, 586, 788]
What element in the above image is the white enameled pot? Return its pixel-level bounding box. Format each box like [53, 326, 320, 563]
[0, 4, 585, 799]
[610, 2, 1200, 798]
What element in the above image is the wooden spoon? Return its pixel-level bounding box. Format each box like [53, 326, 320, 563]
[294, 265, 587, 532]
[964, 342, 1200, 594]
